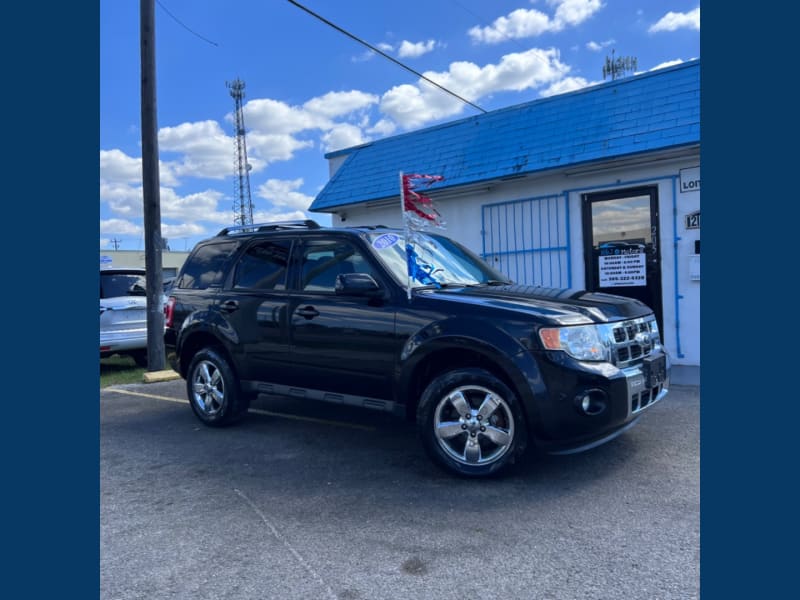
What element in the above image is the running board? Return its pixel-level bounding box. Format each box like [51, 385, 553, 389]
[242, 380, 402, 416]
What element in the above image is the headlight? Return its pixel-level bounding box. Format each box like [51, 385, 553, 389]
[539, 324, 609, 362]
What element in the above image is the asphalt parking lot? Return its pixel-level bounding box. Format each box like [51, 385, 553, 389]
[101, 379, 699, 600]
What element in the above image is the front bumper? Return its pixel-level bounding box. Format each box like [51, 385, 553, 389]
[528, 349, 670, 454]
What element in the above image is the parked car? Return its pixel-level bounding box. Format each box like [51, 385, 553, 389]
[165, 220, 669, 478]
[100, 267, 149, 367]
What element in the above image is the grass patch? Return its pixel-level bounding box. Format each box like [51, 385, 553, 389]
[100, 354, 146, 388]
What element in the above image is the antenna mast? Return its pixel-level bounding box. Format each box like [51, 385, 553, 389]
[603, 49, 638, 81]
[226, 78, 254, 226]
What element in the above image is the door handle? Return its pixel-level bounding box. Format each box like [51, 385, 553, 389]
[220, 300, 239, 313]
[296, 306, 320, 320]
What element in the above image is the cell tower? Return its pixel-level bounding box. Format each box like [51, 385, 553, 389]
[226, 78, 254, 226]
[603, 49, 638, 81]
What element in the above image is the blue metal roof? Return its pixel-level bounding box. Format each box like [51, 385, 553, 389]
[310, 59, 700, 212]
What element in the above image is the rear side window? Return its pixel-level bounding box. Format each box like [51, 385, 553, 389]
[233, 240, 292, 290]
[100, 272, 146, 299]
[177, 242, 238, 290]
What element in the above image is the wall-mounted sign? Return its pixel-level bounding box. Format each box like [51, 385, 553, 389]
[690, 256, 700, 281]
[679, 166, 700, 193]
[685, 210, 700, 230]
[599, 251, 646, 287]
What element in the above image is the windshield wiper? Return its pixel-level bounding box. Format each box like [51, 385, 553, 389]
[461, 279, 511, 288]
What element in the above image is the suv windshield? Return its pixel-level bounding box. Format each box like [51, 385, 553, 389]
[365, 232, 511, 288]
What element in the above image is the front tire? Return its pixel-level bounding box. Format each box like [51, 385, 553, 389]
[417, 368, 527, 478]
[186, 347, 249, 427]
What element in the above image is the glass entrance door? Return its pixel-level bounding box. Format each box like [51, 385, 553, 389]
[582, 186, 663, 334]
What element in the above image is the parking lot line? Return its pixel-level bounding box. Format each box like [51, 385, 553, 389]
[104, 387, 377, 431]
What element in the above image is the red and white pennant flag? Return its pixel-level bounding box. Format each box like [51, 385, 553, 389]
[401, 172, 445, 230]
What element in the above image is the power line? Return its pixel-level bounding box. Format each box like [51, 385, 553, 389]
[156, 0, 219, 47]
[285, 0, 486, 114]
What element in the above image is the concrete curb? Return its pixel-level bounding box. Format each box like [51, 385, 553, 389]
[142, 369, 181, 383]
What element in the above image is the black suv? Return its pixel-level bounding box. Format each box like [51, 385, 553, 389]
[165, 220, 669, 477]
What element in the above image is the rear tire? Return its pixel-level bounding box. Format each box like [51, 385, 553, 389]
[416, 368, 527, 478]
[186, 347, 250, 427]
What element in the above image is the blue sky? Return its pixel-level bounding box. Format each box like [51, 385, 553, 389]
[100, 0, 700, 252]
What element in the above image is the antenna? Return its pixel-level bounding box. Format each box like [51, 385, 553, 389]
[603, 49, 638, 81]
[226, 78, 254, 226]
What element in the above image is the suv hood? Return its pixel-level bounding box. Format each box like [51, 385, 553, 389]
[417, 284, 653, 325]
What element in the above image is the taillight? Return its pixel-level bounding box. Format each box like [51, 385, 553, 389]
[164, 296, 176, 328]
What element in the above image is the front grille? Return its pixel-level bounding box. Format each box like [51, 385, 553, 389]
[608, 316, 661, 367]
[631, 382, 665, 414]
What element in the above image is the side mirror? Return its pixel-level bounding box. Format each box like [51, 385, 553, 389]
[335, 272, 381, 296]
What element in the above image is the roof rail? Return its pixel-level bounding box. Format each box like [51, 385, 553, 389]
[216, 219, 322, 236]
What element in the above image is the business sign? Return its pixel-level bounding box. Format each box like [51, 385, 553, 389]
[599, 251, 646, 287]
[679, 166, 700, 193]
[100, 255, 113, 268]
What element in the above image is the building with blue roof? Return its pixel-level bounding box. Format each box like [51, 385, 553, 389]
[311, 60, 700, 370]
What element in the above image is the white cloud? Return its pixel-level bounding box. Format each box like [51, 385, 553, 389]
[553, 0, 604, 27]
[586, 38, 614, 52]
[252, 208, 309, 223]
[100, 218, 142, 236]
[380, 48, 569, 128]
[649, 7, 700, 33]
[99, 149, 185, 189]
[321, 123, 369, 153]
[241, 91, 378, 161]
[100, 164, 229, 227]
[469, 0, 603, 44]
[100, 149, 141, 183]
[100, 180, 143, 216]
[256, 178, 315, 211]
[366, 118, 397, 137]
[243, 98, 321, 135]
[539, 76, 599, 97]
[303, 90, 378, 119]
[161, 222, 208, 239]
[158, 120, 233, 180]
[649, 59, 685, 71]
[397, 40, 438, 58]
[352, 49, 376, 62]
[378, 42, 394, 52]
[246, 132, 314, 165]
[158, 188, 224, 222]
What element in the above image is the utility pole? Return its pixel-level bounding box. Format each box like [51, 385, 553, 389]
[140, 0, 165, 371]
[110, 238, 121, 250]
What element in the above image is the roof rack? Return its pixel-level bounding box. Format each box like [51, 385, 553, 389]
[216, 220, 322, 236]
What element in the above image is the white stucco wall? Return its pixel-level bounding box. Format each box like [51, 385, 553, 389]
[323, 154, 700, 366]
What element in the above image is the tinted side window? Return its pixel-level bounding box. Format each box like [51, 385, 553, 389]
[233, 239, 292, 290]
[178, 242, 238, 290]
[301, 240, 377, 292]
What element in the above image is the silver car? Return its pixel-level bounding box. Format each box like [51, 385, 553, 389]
[100, 267, 149, 366]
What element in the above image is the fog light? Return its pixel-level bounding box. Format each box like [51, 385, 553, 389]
[575, 389, 607, 416]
